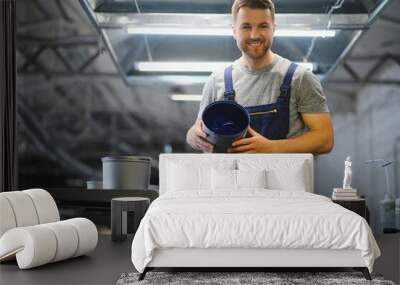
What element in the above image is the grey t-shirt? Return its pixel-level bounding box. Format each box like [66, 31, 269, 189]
[197, 54, 329, 138]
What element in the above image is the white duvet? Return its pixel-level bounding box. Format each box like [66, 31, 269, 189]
[131, 190, 380, 273]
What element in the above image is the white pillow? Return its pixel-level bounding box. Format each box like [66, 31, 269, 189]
[236, 169, 267, 189]
[165, 159, 236, 191]
[167, 159, 236, 192]
[211, 169, 267, 190]
[266, 167, 306, 191]
[238, 159, 308, 191]
[168, 162, 211, 191]
[211, 168, 236, 190]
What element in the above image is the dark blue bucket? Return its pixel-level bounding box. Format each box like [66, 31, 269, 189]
[202, 101, 250, 153]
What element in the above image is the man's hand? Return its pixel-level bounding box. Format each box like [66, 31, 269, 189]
[229, 112, 334, 155]
[228, 127, 274, 153]
[186, 119, 214, 153]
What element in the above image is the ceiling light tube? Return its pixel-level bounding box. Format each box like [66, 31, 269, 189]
[170, 94, 203, 101]
[276, 29, 336, 37]
[136, 62, 231, 73]
[127, 27, 335, 38]
[127, 27, 231, 36]
[158, 75, 209, 85]
[136, 61, 315, 73]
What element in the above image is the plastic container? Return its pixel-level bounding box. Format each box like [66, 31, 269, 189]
[102, 156, 151, 190]
[202, 101, 249, 153]
[380, 194, 395, 230]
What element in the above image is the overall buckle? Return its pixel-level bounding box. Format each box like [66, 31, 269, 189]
[280, 86, 290, 97]
[224, 90, 236, 101]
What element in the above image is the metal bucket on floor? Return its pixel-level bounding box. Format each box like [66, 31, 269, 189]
[202, 101, 249, 153]
[102, 156, 151, 190]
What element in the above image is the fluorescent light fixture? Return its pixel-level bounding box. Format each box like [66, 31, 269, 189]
[135, 62, 231, 73]
[136, 61, 315, 73]
[158, 75, 208, 85]
[276, 29, 336, 37]
[127, 27, 231, 36]
[170, 94, 203, 101]
[127, 27, 335, 38]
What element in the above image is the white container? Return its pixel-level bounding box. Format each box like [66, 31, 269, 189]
[380, 195, 395, 230]
[102, 156, 151, 190]
[395, 198, 400, 229]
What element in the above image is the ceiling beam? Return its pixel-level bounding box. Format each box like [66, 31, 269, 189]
[363, 55, 389, 81]
[19, 46, 47, 72]
[17, 32, 111, 78]
[322, 30, 364, 82]
[342, 62, 361, 81]
[17, 35, 100, 46]
[52, 47, 75, 73]
[347, 54, 400, 61]
[329, 53, 400, 87]
[86, 0, 108, 11]
[33, 0, 52, 20]
[78, 49, 103, 72]
[379, 15, 400, 25]
[20, 71, 120, 78]
[55, 0, 73, 23]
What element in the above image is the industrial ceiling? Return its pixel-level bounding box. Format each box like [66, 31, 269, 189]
[79, 0, 389, 87]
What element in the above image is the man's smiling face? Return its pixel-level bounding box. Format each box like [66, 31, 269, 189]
[232, 7, 275, 60]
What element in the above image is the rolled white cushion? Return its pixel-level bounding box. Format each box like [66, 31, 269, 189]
[0, 196, 17, 237]
[64, 218, 98, 257]
[42, 221, 79, 262]
[0, 226, 57, 269]
[0, 218, 97, 269]
[1, 192, 39, 227]
[24, 189, 59, 224]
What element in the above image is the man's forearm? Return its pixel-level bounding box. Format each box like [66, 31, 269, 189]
[269, 130, 333, 155]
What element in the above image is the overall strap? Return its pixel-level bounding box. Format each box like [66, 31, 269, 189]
[279, 63, 298, 98]
[223, 65, 235, 101]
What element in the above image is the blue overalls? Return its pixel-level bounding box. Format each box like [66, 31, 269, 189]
[223, 63, 298, 139]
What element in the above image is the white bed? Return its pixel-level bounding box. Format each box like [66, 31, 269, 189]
[131, 154, 380, 280]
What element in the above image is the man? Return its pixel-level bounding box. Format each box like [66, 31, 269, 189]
[186, 0, 334, 155]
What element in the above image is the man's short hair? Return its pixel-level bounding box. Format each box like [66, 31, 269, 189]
[231, 0, 275, 22]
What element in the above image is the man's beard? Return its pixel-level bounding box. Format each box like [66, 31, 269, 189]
[242, 40, 271, 60]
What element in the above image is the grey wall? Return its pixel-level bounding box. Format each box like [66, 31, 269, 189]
[316, 61, 400, 232]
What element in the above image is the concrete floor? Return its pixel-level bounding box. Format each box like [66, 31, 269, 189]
[1, 234, 399, 285]
[0, 235, 134, 285]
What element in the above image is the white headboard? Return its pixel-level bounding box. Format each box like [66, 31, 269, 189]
[159, 154, 314, 195]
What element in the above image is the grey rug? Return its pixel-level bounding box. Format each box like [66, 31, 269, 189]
[116, 271, 396, 285]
